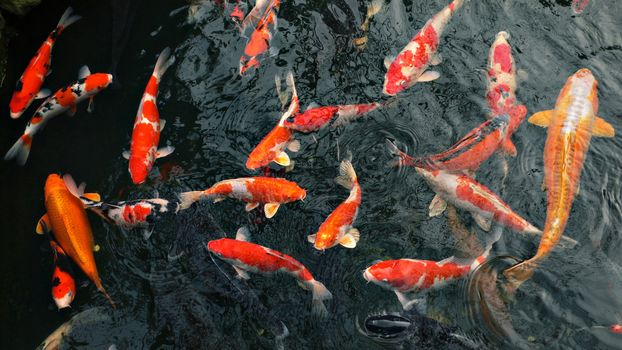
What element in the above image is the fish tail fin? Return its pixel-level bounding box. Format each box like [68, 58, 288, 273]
[334, 158, 357, 190]
[57, 7, 81, 32]
[177, 191, 205, 211]
[278, 71, 300, 124]
[309, 280, 332, 317]
[385, 139, 414, 168]
[94, 279, 116, 308]
[503, 259, 537, 289]
[4, 134, 32, 165]
[153, 47, 175, 80]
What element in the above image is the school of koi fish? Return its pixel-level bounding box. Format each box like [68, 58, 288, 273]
[6, 0, 622, 348]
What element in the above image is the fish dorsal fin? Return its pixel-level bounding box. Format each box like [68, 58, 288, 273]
[307, 234, 317, 244]
[274, 151, 290, 166]
[264, 203, 280, 218]
[235, 227, 251, 242]
[36, 213, 51, 235]
[305, 102, 321, 111]
[79, 65, 91, 80]
[418, 71, 440, 82]
[428, 194, 447, 217]
[528, 110, 554, 127]
[384, 55, 396, 69]
[593, 117, 615, 137]
[82, 193, 101, 202]
[233, 265, 251, 280]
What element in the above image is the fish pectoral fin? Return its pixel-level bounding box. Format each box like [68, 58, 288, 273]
[428, 194, 447, 217]
[213, 197, 226, 203]
[160, 119, 167, 132]
[274, 151, 291, 166]
[35, 89, 51, 99]
[297, 280, 309, 290]
[338, 230, 360, 249]
[430, 53, 442, 66]
[394, 291, 426, 312]
[417, 70, 440, 82]
[264, 203, 281, 218]
[235, 227, 251, 242]
[384, 55, 396, 69]
[473, 213, 492, 231]
[592, 117, 615, 137]
[67, 105, 77, 117]
[87, 97, 95, 113]
[284, 160, 296, 173]
[541, 180, 546, 192]
[501, 138, 517, 157]
[245, 202, 260, 212]
[527, 110, 554, 127]
[156, 146, 175, 159]
[233, 266, 251, 280]
[122, 150, 130, 160]
[82, 192, 101, 202]
[307, 234, 317, 244]
[348, 228, 360, 242]
[78, 65, 91, 80]
[36, 213, 51, 235]
[287, 139, 301, 152]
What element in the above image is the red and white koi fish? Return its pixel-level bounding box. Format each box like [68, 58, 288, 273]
[179, 176, 306, 218]
[387, 105, 526, 173]
[9, 7, 81, 119]
[363, 248, 489, 310]
[283, 102, 381, 133]
[504, 69, 615, 287]
[308, 159, 362, 250]
[239, 0, 280, 75]
[572, 0, 589, 14]
[5, 67, 113, 165]
[382, 0, 465, 96]
[81, 197, 172, 229]
[49, 240, 76, 309]
[208, 227, 332, 315]
[486, 31, 518, 117]
[123, 47, 175, 184]
[246, 72, 300, 170]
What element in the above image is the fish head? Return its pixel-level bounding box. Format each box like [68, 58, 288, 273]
[206, 238, 229, 257]
[52, 267, 76, 309]
[383, 59, 412, 96]
[568, 68, 599, 111]
[363, 261, 396, 289]
[9, 79, 32, 118]
[85, 73, 113, 93]
[45, 174, 68, 196]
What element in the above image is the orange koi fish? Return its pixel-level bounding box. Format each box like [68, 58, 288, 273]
[37, 174, 114, 307]
[239, 0, 280, 75]
[123, 47, 176, 184]
[246, 72, 300, 170]
[5, 67, 113, 165]
[208, 227, 332, 315]
[308, 159, 362, 250]
[49, 240, 76, 309]
[504, 69, 615, 287]
[283, 102, 381, 133]
[179, 176, 306, 218]
[9, 7, 81, 119]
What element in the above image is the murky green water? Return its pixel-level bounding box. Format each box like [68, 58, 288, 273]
[2, 0, 622, 349]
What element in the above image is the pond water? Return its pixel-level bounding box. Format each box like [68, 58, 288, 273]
[2, 0, 622, 349]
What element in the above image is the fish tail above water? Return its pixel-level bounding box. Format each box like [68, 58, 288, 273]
[56, 7, 82, 33]
[4, 134, 33, 166]
[153, 47, 176, 80]
[503, 258, 537, 289]
[334, 159, 357, 190]
[385, 139, 417, 167]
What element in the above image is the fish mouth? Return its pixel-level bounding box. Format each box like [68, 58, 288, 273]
[10, 111, 22, 119]
[363, 268, 373, 282]
[53, 292, 74, 309]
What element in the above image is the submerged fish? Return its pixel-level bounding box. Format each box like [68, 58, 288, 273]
[37, 174, 114, 307]
[239, 0, 280, 75]
[178, 177, 306, 218]
[504, 68, 615, 287]
[283, 102, 381, 133]
[383, 0, 466, 96]
[5, 67, 113, 165]
[387, 105, 526, 172]
[9, 7, 81, 119]
[81, 196, 174, 230]
[124, 47, 176, 184]
[49, 240, 76, 309]
[208, 227, 333, 315]
[246, 72, 300, 170]
[486, 31, 520, 117]
[308, 159, 362, 250]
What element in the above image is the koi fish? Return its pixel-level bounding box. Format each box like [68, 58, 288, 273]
[353, 0, 384, 50]
[9, 7, 81, 119]
[239, 0, 280, 75]
[49, 240, 76, 309]
[387, 105, 526, 173]
[486, 31, 518, 117]
[363, 248, 489, 310]
[382, 0, 465, 96]
[178, 176, 306, 218]
[36, 174, 114, 307]
[5, 67, 113, 165]
[308, 159, 362, 250]
[246, 72, 300, 170]
[504, 69, 615, 287]
[572, 0, 590, 14]
[81, 197, 173, 229]
[123, 47, 176, 184]
[208, 227, 332, 315]
[283, 102, 381, 133]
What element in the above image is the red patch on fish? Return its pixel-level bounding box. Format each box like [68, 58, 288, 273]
[493, 44, 513, 73]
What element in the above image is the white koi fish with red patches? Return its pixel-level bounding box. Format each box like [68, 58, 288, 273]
[208, 227, 332, 315]
[81, 197, 172, 229]
[9, 7, 81, 119]
[383, 0, 466, 96]
[283, 102, 381, 133]
[486, 31, 518, 117]
[5, 67, 113, 165]
[363, 248, 489, 310]
[308, 159, 362, 250]
[123, 47, 176, 184]
[179, 176, 306, 218]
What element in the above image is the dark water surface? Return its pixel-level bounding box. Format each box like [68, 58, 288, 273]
[2, 0, 622, 349]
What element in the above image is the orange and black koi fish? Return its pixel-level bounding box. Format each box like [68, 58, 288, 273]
[49, 240, 76, 309]
[9, 7, 81, 119]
